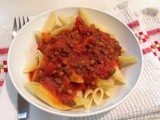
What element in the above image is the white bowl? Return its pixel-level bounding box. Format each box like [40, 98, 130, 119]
[8, 7, 143, 117]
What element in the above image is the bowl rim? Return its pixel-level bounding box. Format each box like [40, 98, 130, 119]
[8, 7, 143, 117]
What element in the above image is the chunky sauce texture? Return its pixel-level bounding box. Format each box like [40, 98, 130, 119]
[30, 17, 122, 106]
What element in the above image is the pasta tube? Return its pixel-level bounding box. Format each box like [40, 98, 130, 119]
[74, 96, 89, 107]
[51, 22, 74, 36]
[104, 88, 115, 97]
[59, 16, 75, 26]
[94, 23, 108, 33]
[97, 77, 115, 89]
[37, 50, 44, 67]
[34, 31, 41, 45]
[84, 89, 94, 109]
[69, 71, 84, 83]
[118, 56, 137, 68]
[76, 90, 83, 97]
[93, 88, 104, 105]
[42, 12, 62, 32]
[79, 8, 93, 26]
[54, 13, 62, 28]
[25, 82, 71, 110]
[23, 56, 38, 73]
[79, 8, 111, 34]
[112, 67, 126, 84]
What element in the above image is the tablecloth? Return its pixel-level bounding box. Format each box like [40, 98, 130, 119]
[0, 1, 160, 120]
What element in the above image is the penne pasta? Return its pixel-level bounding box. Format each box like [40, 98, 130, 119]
[97, 77, 115, 89]
[34, 31, 41, 45]
[94, 22, 115, 37]
[112, 67, 126, 84]
[42, 11, 62, 32]
[79, 8, 93, 26]
[121, 47, 126, 54]
[51, 22, 74, 36]
[94, 23, 108, 33]
[37, 50, 44, 67]
[93, 88, 104, 105]
[25, 82, 71, 110]
[118, 56, 137, 68]
[74, 96, 89, 107]
[76, 90, 83, 97]
[23, 56, 38, 73]
[84, 89, 94, 109]
[69, 71, 84, 83]
[59, 16, 75, 26]
[54, 13, 62, 28]
[31, 69, 41, 81]
[79, 8, 111, 35]
[104, 87, 115, 97]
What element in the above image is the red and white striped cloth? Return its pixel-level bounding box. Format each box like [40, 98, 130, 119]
[0, 1, 160, 119]
[0, 25, 11, 88]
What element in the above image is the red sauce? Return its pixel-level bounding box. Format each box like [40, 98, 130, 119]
[29, 16, 122, 106]
[29, 70, 35, 81]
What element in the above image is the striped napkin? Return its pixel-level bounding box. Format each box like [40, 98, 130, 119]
[0, 1, 160, 119]
[0, 25, 11, 89]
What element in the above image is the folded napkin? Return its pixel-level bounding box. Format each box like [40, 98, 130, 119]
[0, 1, 160, 120]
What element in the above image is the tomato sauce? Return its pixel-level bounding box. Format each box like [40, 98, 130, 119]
[29, 16, 122, 106]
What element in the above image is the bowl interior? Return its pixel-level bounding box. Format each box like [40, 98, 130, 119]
[8, 7, 142, 117]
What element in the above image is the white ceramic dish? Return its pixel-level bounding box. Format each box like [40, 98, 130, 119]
[8, 7, 143, 117]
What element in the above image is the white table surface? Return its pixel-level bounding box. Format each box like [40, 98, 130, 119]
[0, 0, 160, 120]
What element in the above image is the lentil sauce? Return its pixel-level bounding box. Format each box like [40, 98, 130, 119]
[29, 16, 122, 106]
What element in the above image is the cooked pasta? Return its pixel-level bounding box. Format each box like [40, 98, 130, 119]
[76, 90, 83, 97]
[97, 77, 115, 89]
[118, 56, 137, 68]
[25, 82, 71, 110]
[113, 67, 126, 84]
[42, 12, 56, 32]
[84, 89, 94, 109]
[104, 87, 115, 97]
[74, 96, 89, 107]
[51, 22, 74, 36]
[23, 56, 38, 73]
[37, 50, 43, 67]
[59, 16, 74, 26]
[24, 8, 137, 110]
[79, 8, 110, 34]
[69, 71, 84, 83]
[93, 88, 104, 105]
[79, 8, 93, 26]
[34, 31, 41, 44]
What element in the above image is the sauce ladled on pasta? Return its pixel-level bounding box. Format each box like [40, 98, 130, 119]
[24, 8, 136, 110]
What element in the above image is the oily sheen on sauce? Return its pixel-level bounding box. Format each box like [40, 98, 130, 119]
[29, 17, 122, 106]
